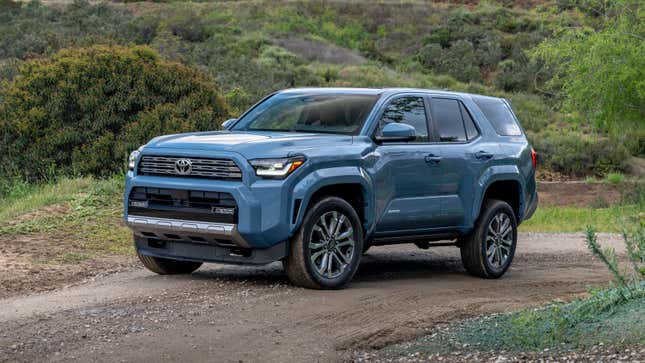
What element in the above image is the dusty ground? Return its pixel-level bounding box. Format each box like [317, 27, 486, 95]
[538, 181, 622, 208]
[0, 232, 630, 363]
[0, 230, 135, 299]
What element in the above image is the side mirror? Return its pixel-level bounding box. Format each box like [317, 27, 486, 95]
[221, 118, 237, 130]
[375, 123, 416, 142]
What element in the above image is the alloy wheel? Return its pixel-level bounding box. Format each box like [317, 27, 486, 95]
[308, 210, 355, 279]
[485, 212, 513, 268]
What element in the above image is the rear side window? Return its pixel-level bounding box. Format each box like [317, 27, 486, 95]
[430, 98, 466, 142]
[430, 98, 480, 142]
[460, 103, 479, 140]
[473, 97, 522, 136]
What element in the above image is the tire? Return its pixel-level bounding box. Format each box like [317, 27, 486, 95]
[460, 199, 517, 278]
[283, 196, 364, 289]
[137, 252, 202, 275]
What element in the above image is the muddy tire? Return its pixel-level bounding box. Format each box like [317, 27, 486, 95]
[460, 199, 517, 278]
[283, 196, 363, 289]
[137, 253, 202, 275]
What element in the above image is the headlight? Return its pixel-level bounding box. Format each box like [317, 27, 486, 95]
[249, 156, 305, 179]
[128, 150, 141, 171]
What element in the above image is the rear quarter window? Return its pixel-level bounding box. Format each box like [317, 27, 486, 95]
[473, 97, 522, 136]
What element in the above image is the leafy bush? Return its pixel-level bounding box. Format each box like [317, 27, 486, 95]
[418, 40, 480, 83]
[606, 173, 625, 185]
[532, 0, 644, 139]
[0, 45, 229, 181]
[531, 130, 630, 176]
[621, 181, 645, 206]
[166, 9, 213, 43]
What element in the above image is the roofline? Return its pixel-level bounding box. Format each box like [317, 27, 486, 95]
[276, 87, 499, 100]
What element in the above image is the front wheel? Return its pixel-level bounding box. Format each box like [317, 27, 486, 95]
[460, 199, 517, 278]
[283, 196, 363, 289]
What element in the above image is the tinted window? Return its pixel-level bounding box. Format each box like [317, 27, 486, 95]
[233, 93, 378, 135]
[430, 98, 466, 142]
[460, 103, 479, 140]
[377, 96, 429, 141]
[473, 97, 522, 136]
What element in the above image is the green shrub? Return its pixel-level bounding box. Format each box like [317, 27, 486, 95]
[0, 45, 229, 181]
[507, 93, 555, 132]
[531, 130, 630, 176]
[421, 40, 481, 83]
[606, 173, 625, 185]
[165, 9, 213, 42]
[621, 181, 645, 206]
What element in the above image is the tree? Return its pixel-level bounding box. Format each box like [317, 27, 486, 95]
[0, 45, 229, 180]
[532, 0, 644, 152]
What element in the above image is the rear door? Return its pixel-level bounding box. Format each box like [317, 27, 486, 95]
[428, 96, 499, 228]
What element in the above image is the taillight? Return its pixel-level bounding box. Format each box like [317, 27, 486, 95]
[530, 147, 538, 169]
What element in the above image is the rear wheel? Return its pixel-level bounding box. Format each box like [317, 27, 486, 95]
[137, 251, 202, 275]
[460, 199, 517, 278]
[283, 196, 363, 289]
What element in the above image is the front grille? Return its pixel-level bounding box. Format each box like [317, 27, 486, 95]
[128, 187, 238, 223]
[138, 155, 242, 180]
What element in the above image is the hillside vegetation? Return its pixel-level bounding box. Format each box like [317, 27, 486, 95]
[0, 45, 229, 180]
[0, 0, 643, 188]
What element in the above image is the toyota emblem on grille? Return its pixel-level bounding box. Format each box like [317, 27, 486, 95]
[174, 159, 192, 175]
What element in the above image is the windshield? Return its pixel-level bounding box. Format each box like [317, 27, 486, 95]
[232, 93, 379, 135]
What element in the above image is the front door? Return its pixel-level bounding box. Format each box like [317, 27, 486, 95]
[372, 95, 444, 233]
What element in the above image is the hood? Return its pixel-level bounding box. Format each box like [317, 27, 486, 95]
[145, 130, 354, 159]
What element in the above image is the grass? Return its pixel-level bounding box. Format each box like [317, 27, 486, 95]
[606, 173, 626, 185]
[0, 176, 133, 258]
[520, 205, 641, 233]
[0, 177, 96, 222]
[379, 284, 645, 358]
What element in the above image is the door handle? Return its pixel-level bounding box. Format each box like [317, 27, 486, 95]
[475, 150, 494, 160]
[424, 154, 442, 164]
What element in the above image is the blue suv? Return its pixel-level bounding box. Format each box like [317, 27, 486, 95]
[125, 88, 538, 289]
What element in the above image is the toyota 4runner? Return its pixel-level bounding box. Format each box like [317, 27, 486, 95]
[125, 88, 538, 289]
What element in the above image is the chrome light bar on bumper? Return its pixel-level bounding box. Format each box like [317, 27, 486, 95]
[126, 215, 249, 248]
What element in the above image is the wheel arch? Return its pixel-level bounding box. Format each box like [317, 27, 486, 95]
[473, 166, 525, 224]
[291, 166, 374, 235]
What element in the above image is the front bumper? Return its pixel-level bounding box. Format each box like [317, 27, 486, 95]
[124, 174, 294, 248]
[126, 215, 246, 247]
[134, 235, 288, 266]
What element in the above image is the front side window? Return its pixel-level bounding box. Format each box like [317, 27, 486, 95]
[377, 96, 429, 142]
[232, 93, 379, 135]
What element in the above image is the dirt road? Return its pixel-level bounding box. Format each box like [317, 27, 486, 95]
[0, 232, 625, 362]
